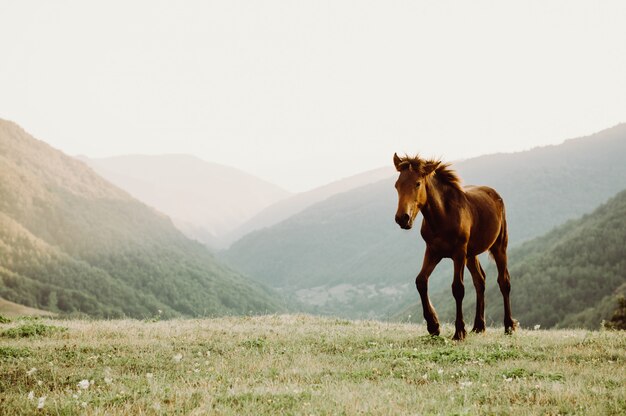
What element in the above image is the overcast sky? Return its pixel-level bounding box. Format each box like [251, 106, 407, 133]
[1, 1, 625, 192]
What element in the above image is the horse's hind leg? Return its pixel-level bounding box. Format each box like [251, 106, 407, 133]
[490, 246, 516, 334]
[467, 256, 486, 333]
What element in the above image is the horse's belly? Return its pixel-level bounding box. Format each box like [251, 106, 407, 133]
[466, 239, 495, 257]
[466, 188, 503, 255]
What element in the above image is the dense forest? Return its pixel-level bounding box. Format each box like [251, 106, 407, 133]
[398, 188, 626, 329]
[0, 119, 284, 318]
[222, 124, 626, 318]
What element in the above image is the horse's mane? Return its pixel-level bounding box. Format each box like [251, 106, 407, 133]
[396, 155, 463, 192]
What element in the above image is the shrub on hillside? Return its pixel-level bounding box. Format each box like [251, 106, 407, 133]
[603, 296, 626, 330]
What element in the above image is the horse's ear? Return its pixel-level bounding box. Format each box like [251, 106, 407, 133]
[423, 161, 440, 176]
[393, 153, 402, 171]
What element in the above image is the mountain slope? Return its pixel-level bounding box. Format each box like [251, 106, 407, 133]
[222, 124, 626, 318]
[0, 119, 283, 317]
[81, 154, 291, 248]
[504, 189, 626, 329]
[224, 167, 395, 246]
[399, 188, 626, 329]
[0, 296, 55, 318]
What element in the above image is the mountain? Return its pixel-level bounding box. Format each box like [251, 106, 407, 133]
[80, 154, 291, 249]
[397, 188, 626, 329]
[223, 167, 395, 246]
[0, 119, 284, 318]
[221, 124, 626, 318]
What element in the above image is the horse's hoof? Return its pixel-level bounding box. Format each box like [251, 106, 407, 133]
[453, 330, 467, 341]
[471, 326, 486, 334]
[504, 319, 518, 335]
[426, 322, 440, 336]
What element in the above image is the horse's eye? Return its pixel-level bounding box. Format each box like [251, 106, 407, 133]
[415, 182, 421, 188]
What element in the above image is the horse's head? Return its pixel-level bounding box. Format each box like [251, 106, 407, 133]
[393, 153, 440, 229]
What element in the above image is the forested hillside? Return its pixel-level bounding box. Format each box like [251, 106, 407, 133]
[222, 124, 626, 318]
[399, 188, 626, 329]
[0, 120, 283, 318]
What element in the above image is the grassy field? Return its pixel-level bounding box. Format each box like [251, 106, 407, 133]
[0, 315, 624, 415]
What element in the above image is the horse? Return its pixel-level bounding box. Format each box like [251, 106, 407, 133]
[393, 153, 515, 340]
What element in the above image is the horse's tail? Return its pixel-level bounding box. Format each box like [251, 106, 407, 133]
[499, 203, 509, 250]
[489, 198, 508, 262]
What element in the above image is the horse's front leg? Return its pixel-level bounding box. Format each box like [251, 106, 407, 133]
[452, 251, 467, 341]
[415, 247, 442, 336]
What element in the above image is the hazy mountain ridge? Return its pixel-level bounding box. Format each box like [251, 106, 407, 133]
[222, 124, 626, 319]
[224, 166, 395, 246]
[0, 119, 284, 317]
[80, 154, 291, 248]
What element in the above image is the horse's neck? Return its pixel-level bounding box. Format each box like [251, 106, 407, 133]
[422, 178, 454, 227]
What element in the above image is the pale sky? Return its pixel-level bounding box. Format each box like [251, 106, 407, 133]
[1, 1, 625, 192]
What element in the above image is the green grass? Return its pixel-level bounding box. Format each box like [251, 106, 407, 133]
[1, 318, 66, 338]
[0, 315, 624, 415]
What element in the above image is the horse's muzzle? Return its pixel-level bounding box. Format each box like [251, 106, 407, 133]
[395, 213, 412, 230]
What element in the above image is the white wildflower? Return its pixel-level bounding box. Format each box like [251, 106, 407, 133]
[534, 324, 541, 330]
[505, 377, 513, 382]
[77, 379, 90, 390]
[28, 391, 35, 401]
[146, 373, 153, 379]
[37, 396, 46, 409]
[26, 367, 37, 376]
[438, 369, 444, 375]
[104, 377, 113, 384]
[37, 380, 43, 386]
[173, 353, 183, 362]
[81, 401, 87, 408]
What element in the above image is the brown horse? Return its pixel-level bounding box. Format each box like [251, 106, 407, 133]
[393, 153, 515, 340]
